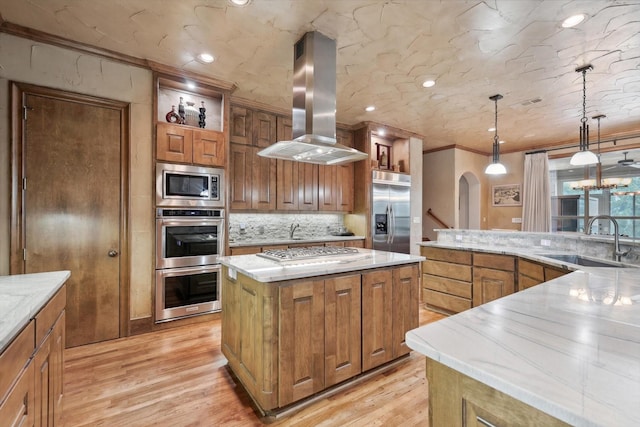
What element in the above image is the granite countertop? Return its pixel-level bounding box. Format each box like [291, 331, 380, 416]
[0, 270, 70, 353]
[407, 262, 640, 425]
[229, 235, 365, 247]
[219, 248, 423, 282]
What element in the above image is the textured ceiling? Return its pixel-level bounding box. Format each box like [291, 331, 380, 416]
[1, 0, 639, 154]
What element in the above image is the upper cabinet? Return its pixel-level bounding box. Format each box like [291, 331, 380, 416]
[229, 104, 354, 213]
[153, 69, 231, 168]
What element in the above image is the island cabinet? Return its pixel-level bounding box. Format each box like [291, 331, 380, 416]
[221, 263, 418, 414]
[472, 253, 515, 306]
[362, 265, 419, 371]
[156, 123, 225, 167]
[0, 285, 66, 427]
[421, 247, 472, 314]
[426, 359, 570, 427]
[518, 258, 568, 291]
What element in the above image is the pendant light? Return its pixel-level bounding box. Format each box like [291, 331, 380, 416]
[485, 94, 506, 175]
[569, 65, 599, 166]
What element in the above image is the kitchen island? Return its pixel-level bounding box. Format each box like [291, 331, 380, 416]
[408, 235, 640, 426]
[219, 247, 423, 417]
[0, 271, 69, 426]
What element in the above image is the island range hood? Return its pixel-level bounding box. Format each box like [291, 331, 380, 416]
[257, 31, 368, 165]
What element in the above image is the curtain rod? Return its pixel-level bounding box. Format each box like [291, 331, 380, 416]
[525, 132, 640, 155]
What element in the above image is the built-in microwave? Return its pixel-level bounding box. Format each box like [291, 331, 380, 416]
[156, 162, 224, 208]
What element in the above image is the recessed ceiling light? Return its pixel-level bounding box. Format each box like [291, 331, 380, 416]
[499, 140, 505, 144]
[422, 80, 436, 88]
[197, 53, 215, 63]
[562, 14, 586, 28]
[378, 129, 386, 136]
[229, 0, 251, 6]
[488, 127, 496, 132]
[365, 106, 375, 112]
[186, 81, 196, 90]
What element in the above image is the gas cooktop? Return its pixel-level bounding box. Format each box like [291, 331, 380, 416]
[257, 246, 360, 262]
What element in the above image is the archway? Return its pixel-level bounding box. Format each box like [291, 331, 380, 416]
[459, 172, 481, 229]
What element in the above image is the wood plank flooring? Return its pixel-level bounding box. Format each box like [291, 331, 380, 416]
[63, 308, 445, 427]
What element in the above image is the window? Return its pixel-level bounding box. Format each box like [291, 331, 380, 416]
[549, 150, 640, 238]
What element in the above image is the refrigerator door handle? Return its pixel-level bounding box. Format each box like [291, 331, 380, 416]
[385, 205, 391, 244]
[389, 205, 396, 243]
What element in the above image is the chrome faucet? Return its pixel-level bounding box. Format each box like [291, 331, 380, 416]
[585, 215, 630, 262]
[290, 223, 300, 239]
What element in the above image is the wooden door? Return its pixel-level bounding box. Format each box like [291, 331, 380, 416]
[473, 268, 515, 306]
[229, 143, 252, 210]
[392, 265, 418, 358]
[16, 86, 127, 347]
[279, 280, 325, 406]
[361, 269, 393, 371]
[325, 274, 361, 387]
[298, 162, 318, 210]
[229, 105, 253, 145]
[318, 165, 337, 211]
[276, 159, 299, 210]
[251, 148, 277, 210]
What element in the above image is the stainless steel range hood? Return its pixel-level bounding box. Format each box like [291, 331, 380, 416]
[257, 31, 368, 165]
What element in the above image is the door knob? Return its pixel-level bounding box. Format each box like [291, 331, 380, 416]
[108, 249, 119, 257]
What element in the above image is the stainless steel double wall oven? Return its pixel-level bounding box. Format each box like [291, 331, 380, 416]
[155, 163, 225, 322]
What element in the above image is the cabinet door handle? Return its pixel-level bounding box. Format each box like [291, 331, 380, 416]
[108, 249, 119, 257]
[476, 416, 498, 427]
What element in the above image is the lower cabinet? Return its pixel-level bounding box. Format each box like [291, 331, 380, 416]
[221, 264, 419, 413]
[0, 286, 66, 427]
[472, 253, 515, 306]
[426, 358, 570, 427]
[421, 247, 473, 314]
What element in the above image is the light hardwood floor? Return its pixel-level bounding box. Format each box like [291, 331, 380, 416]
[64, 308, 445, 427]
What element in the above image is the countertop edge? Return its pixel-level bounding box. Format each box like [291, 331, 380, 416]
[229, 235, 365, 248]
[0, 270, 71, 353]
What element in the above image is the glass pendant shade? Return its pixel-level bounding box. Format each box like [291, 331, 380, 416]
[485, 161, 507, 175]
[570, 149, 599, 166]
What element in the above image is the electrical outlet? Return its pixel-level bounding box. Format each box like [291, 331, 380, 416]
[512, 217, 522, 223]
[456, 235, 463, 241]
[412, 216, 420, 224]
[541, 239, 551, 247]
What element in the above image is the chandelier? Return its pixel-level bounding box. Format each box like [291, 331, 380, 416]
[569, 115, 631, 190]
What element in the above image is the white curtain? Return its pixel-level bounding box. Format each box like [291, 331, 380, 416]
[522, 152, 551, 232]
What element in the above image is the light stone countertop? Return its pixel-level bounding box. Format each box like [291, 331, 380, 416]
[219, 248, 423, 282]
[228, 235, 365, 248]
[407, 253, 640, 426]
[0, 270, 70, 353]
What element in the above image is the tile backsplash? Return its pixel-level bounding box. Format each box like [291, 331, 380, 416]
[228, 213, 345, 243]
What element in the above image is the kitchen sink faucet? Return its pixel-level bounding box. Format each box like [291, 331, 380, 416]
[290, 223, 300, 239]
[585, 215, 631, 262]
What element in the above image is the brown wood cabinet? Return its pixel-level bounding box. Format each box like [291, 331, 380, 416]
[318, 129, 354, 212]
[156, 123, 225, 167]
[518, 258, 568, 291]
[221, 262, 418, 414]
[421, 247, 473, 314]
[473, 253, 515, 306]
[362, 264, 419, 371]
[426, 358, 569, 427]
[0, 285, 66, 427]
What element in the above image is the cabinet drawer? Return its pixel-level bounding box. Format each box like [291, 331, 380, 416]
[35, 286, 66, 347]
[230, 246, 260, 255]
[0, 321, 35, 403]
[422, 247, 471, 265]
[423, 274, 472, 299]
[518, 259, 545, 281]
[473, 253, 514, 271]
[424, 260, 472, 282]
[423, 289, 471, 314]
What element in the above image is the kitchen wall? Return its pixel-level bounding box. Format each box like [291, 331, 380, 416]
[0, 33, 155, 320]
[422, 147, 525, 240]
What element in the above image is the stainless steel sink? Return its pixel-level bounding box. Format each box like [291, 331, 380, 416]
[538, 254, 626, 268]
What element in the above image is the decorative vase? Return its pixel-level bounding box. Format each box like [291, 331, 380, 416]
[185, 101, 199, 127]
[178, 97, 186, 124]
[198, 101, 206, 128]
[165, 105, 180, 123]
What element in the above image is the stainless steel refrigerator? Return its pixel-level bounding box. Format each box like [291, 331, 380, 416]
[372, 170, 411, 253]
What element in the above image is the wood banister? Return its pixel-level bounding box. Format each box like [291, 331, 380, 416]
[426, 208, 453, 229]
